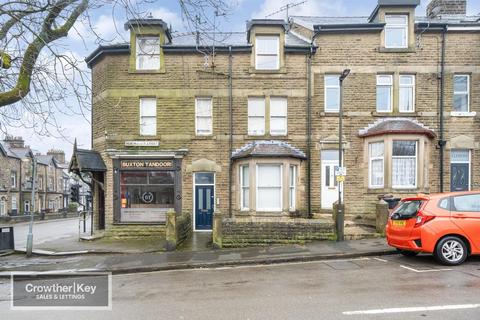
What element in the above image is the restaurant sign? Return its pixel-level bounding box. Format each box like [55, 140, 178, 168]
[120, 160, 173, 169]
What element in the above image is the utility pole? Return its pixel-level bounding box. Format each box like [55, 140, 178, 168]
[336, 69, 350, 242]
[26, 155, 37, 257]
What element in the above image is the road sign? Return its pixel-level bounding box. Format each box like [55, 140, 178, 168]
[335, 166, 347, 176]
[336, 175, 345, 182]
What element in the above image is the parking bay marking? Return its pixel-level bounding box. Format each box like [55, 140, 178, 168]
[343, 304, 480, 315]
[400, 265, 452, 273]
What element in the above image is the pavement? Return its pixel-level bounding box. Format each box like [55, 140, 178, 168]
[0, 237, 396, 274]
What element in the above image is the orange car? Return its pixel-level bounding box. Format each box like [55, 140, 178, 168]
[386, 191, 480, 265]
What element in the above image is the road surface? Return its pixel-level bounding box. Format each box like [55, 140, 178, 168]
[0, 253, 479, 319]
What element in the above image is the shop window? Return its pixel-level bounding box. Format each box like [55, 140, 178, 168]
[120, 171, 174, 222]
[140, 98, 157, 136]
[325, 75, 340, 112]
[255, 35, 279, 70]
[136, 36, 160, 70]
[256, 164, 282, 211]
[385, 15, 408, 48]
[369, 142, 384, 188]
[453, 75, 470, 112]
[248, 97, 265, 136]
[270, 97, 287, 136]
[376, 75, 393, 112]
[240, 165, 249, 211]
[392, 140, 417, 188]
[399, 75, 415, 112]
[289, 165, 297, 211]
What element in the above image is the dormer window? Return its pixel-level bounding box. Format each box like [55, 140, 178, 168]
[136, 36, 160, 70]
[385, 15, 408, 48]
[255, 35, 279, 70]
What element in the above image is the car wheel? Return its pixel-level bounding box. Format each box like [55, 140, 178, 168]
[434, 236, 468, 266]
[398, 249, 419, 257]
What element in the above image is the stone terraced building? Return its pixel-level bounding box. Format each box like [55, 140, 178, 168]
[80, 0, 480, 245]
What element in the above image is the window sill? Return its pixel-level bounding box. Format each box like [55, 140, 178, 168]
[450, 111, 476, 117]
[367, 188, 420, 194]
[244, 135, 290, 140]
[378, 47, 416, 53]
[129, 69, 165, 74]
[249, 67, 287, 75]
[193, 135, 216, 140]
[320, 112, 339, 117]
[372, 111, 418, 117]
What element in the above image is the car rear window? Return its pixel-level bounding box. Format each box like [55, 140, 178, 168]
[392, 200, 422, 219]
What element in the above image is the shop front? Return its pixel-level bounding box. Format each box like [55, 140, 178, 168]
[113, 158, 182, 224]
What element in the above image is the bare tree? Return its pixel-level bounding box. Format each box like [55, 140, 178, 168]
[0, 0, 234, 140]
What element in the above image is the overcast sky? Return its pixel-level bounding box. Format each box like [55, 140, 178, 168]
[7, 0, 480, 160]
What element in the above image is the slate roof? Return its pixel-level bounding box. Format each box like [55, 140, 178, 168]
[9, 147, 32, 159]
[70, 148, 107, 172]
[232, 141, 307, 160]
[0, 141, 21, 159]
[36, 155, 54, 166]
[358, 118, 436, 138]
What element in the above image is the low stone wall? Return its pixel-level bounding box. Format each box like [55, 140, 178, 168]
[219, 216, 335, 248]
[166, 210, 192, 251]
[104, 224, 166, 239]
[0, 212, 78, 224]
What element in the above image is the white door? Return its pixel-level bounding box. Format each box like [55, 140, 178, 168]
[321, 150, 343, 209]
[321, 160, 338, 209]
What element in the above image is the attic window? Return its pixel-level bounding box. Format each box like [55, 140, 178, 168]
[136, 36, 160, 70]
[255, 35, 279, 70]
[385, 15, 408, 48]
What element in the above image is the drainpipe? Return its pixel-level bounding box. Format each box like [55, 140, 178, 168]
[439, 25, 447, 192]
[306, 31, 319, 218]
[228, 46, 233, 217]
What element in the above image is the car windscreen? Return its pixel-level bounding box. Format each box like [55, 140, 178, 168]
[391, 200, 422, 219]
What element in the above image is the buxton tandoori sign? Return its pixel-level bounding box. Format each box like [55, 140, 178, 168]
[120, 160, 173, 169]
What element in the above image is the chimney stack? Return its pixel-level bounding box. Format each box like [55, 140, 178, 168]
[427, 0, 467, 19]
[4, 135, 25, 148]
[47, 149, 66, 163]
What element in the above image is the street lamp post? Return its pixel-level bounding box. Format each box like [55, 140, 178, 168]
[26, 155, 37, 257]
[336, 69, 351, 242]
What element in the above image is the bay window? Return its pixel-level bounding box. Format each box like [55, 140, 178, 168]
[248, 97, 265, 136]
[369, 142, 384, 188]
[392, 141, 417, 188]
[136, 36, 160, 70]
[399, 75, 415, 112]
[256, 164, 282, 211]
[289, 165, 297, 211]
[195, 97, 213, 135]
[240, 165, 249, 211]
[385, 15, 408, 48]
[270, 97, 287, 136]
[140, 98, 157, 136]
[453, 75, 470, 112]
[376, 75, 393, 112]
[255, 35, 279, 70]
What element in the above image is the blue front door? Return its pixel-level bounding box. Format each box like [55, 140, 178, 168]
[195, 185, 214, 230]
